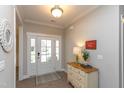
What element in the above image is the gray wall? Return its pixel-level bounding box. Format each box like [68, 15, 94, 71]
[23, 22, 64, 75]
[0, 6, 15, 88]
[65, 6, 119, 88]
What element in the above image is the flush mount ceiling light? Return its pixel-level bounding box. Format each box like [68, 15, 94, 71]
[51, 5, 63, 18]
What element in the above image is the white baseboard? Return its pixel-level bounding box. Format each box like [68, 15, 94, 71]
[60, 68, 67, 73]
[23, 75, 30, 80]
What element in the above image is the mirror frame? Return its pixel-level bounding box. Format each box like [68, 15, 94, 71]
[0, 18, 13, 53]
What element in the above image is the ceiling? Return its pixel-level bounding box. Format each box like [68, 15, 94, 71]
[17, 5, 98, 29]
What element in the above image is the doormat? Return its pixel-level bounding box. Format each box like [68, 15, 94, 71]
[36, 72, 61, 84]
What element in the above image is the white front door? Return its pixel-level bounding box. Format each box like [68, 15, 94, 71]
[27, 33, 61, 77]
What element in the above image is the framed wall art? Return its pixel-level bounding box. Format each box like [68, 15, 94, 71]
[85, 40, 96, 50]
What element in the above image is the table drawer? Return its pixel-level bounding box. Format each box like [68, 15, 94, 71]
[71, 66, 80, 73]
[79, 70, 87, 77]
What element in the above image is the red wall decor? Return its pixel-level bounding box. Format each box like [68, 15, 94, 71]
[85, 40, 97, 49]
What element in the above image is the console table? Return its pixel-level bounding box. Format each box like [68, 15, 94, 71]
[67, 62, 98, 88]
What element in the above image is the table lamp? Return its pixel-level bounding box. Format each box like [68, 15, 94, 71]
[73, 47, 80, 63]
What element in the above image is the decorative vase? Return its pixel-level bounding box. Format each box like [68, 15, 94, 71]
[83, 61, 88, 66]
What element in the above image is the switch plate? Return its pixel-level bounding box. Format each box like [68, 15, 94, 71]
[0, 60, 5, 72]
[97, 55, 103, 60]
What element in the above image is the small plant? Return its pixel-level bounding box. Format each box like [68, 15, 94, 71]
[82, 49, 90, 61]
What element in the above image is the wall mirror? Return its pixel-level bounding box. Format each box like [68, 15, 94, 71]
[0, 18, 13, 52]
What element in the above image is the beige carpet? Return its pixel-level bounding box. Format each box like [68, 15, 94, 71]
[16, 71, 73, 88]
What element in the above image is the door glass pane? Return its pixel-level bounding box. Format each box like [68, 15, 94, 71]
[30, 38, 35, 63]
[47, 40, 51, 47]
[41, 55, 46, 62]
[56, 40, 59, 47]
[56, 40, 60, 61]
[47, 55, 51, 62]
[47, 48, 51, 54]
[41, 47, 47, 55]
[56, 48, 59, 54]
[56, 54, 59, 61]
[41, 40, 46, 46]
[41, 40, 52, 62]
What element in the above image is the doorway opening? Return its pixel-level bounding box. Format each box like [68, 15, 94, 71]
[27, 33, 62, 85]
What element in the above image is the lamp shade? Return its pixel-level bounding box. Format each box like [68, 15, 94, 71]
[73, 47, 80, 55]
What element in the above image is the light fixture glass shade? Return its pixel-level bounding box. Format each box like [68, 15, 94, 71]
[51, 6, 63, 18]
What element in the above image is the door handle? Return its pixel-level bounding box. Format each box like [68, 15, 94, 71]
[37, 52, 40, 57]
[38, 52, 40, 56]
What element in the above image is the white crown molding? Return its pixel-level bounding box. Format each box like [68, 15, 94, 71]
[15, 6, 23, 25]
[24, 19, 64, 29]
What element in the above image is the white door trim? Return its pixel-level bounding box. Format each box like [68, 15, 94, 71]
[27, 32, 62, 39]
[16, 6, 24, 81]
[13, 6, 16, 88]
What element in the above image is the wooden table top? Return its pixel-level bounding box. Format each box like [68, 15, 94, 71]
[68, 62, 98, 73]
